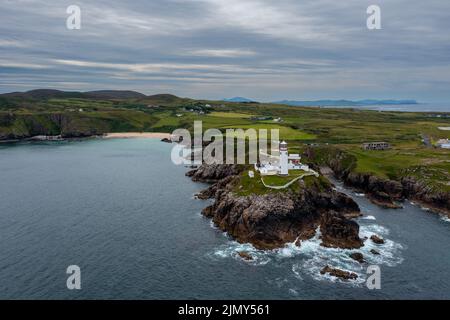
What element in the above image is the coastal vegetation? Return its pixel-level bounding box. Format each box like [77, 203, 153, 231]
[1, 89, 449, 199]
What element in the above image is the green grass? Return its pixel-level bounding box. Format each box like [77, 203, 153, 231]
[222, 124, 316, 141]
[234, 169, 322, 196]
[209, 111, 255, 118]
[261, 170, 307, 186]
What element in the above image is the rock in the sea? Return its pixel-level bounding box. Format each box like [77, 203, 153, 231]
[237, 251, 253, 261]
[349, 252, 365, 263]
[370, 249, 380, 255]
[320, 211, 364, 249]
[370, 235, 385, 244]
[320, 265, 358, 280]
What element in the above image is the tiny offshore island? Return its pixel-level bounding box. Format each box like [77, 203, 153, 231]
[1, 89, 449, 281]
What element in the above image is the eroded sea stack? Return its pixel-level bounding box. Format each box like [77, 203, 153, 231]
[187, 164, 364, 250]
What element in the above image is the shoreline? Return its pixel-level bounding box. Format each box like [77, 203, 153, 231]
[103, 132, 171, 139]
[0, 132, 172, 144]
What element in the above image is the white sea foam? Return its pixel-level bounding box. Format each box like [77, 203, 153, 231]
[355, 193, 365, 197]
[209, 241, 271, 266]
[293, 224, 403, 285]
[360, 215, 376, 220]
[288, 288, 299, 296]
[209, 223, 404, 286]
[360, 224, 390, 236]
[209, 220, 218, 229]
[440, 215, 450, 223]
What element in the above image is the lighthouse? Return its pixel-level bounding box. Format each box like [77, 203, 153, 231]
[280, 141, 288, 175]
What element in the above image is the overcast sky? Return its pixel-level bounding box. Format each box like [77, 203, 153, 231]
[1, 0, 450, 102]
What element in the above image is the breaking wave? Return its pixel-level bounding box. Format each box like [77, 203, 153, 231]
[360, 215, 376, 220]
[208, 221, 404, 286]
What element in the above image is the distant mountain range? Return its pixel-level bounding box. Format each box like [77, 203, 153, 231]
[273, 99, 418, 107]
[0, 89, 147, 100]
[1, 90, 418, 107]
[0, 89, 186, 103]
[223, 97, 257, 103]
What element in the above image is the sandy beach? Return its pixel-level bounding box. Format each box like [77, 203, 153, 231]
[103, 132, 171, 139]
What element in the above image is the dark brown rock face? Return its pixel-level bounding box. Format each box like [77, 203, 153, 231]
[186, 164, 243, 183]
[320, 212, 364, 249]
[370, 235, 385, 244]
[195, 176, 238, 200]
[349, 252, 365, 263]
[237, 251, 253, 261]
[317, 147, 450, 216]
[401, 177, 450, 216]
[338, 161, 448, 215]
[192, 164, 363, 250]
[344, 172, 403, 209]
[320, 266, 358, 280]
[0, 113, 107, 140]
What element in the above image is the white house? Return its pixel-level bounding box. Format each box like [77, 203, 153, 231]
[255, 141, 311, 176]
[436, 138, 450, 149]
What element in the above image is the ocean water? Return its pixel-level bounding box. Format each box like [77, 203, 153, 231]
[0, 139, 449, 299]
[320, 103, 449, 113]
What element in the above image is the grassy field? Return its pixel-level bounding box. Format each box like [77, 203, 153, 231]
[235, 169, 331, 196]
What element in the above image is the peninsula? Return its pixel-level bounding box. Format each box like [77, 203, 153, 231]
[1, 89, 449, 221]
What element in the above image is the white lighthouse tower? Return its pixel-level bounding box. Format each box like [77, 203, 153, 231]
[280, 141, 289, 175]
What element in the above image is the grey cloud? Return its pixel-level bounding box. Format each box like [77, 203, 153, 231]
[0, 0, 449, 102]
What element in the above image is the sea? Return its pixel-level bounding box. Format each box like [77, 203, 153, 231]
[321, 102, 449, 113]
[0, 138, 449, 299]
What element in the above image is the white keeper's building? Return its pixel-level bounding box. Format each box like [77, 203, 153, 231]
[255, 141, 309, 176]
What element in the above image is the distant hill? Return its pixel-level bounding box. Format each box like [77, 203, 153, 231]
[1, 89, 85, 100]
[84, 90, 146, 99]
[223, 97, 257, 103]
[1, 89, 151, 100]
[274, 99, 418, 107]
[145, 94, 183, 104]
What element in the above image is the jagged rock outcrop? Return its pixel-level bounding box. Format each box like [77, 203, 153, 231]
[190, 164, 363, 250]
[370, 235, 385, 244]
[237, 251, 253, 261]
[320, 266, 358, 280]
[343, 172, 450, 216]
[320, 212, 364, 249]
[401, 177, 450, 216]
[186, 164, 243, 183]
[0, 113, 107, 140]
[344, 172, 403, 209]
[349, 252, 365, 263]
[313, 146, 450, 216]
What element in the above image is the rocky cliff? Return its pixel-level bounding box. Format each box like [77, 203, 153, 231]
[321, 148, 450, 216]
[0, 113, 108, 141]
[187, 164, 364, 250]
